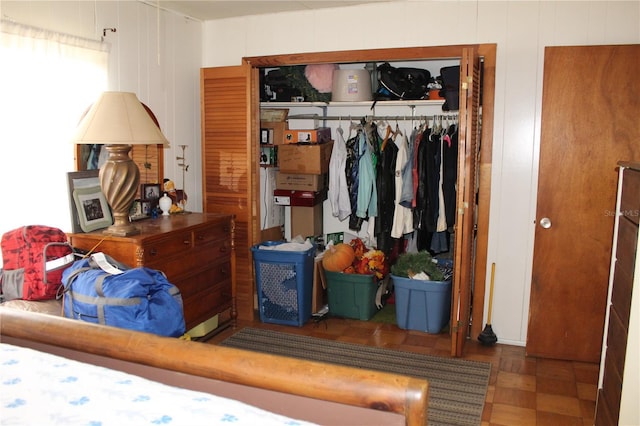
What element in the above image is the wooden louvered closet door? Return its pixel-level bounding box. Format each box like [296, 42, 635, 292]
[451, 47, 482, 357]
[200, 64, 258, 321]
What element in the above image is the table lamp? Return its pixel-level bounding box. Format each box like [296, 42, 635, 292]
[71, 92, 169, 236]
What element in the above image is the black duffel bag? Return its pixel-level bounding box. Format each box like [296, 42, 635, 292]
[440, 65, 460, 111]
[376, 62, 431, 100]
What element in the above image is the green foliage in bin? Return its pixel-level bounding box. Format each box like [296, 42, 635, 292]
[390, 251, 444, 281]
[280, 66, 332, 102]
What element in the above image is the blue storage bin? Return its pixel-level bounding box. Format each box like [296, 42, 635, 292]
[391, 274, 452, 333]
[251, 241, 315, 326]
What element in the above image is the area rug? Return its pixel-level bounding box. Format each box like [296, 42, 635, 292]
[220, 327, 490, 426]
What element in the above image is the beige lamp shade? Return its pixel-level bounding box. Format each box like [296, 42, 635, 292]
[72, 91, 169, 146]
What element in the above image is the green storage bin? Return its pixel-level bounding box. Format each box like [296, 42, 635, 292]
[325, 271, 378, 320]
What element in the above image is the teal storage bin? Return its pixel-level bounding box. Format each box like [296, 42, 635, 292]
[391, 274, 451, 333]
[251, 241, 315, 326]
[325, 271, 378, 320]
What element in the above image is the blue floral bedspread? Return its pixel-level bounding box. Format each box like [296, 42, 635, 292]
[0, 343, 316, 426]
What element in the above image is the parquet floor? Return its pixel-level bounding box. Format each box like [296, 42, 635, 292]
[206, 316, 599, 426]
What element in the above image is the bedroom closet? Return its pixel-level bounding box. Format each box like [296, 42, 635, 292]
[200, 44, 496, 356]
[268, 104, 460, 257]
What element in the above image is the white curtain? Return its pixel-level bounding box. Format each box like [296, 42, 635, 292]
[0, 20, 108, 265]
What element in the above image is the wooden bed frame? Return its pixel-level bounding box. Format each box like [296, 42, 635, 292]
[0, 308, 428, 425]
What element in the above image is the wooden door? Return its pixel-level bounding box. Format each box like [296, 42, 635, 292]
[451, 47, 482, 357]
[201, 63, 259, 321]
[527, 45, 640, 362]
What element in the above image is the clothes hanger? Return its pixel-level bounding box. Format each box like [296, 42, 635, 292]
[381, 123, 393, 151]
[394, 120, 403, 138]
[336, 116, 344, 138]
[347, 115, 359, 141]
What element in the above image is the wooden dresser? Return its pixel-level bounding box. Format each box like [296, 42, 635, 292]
[595, 162, 639, 426]
[67, 213, 235, 333]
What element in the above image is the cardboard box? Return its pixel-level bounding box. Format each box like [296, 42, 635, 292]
[291, 204, 323, 238]
[284, 127, 331, 144]
[276, 172, 327, 191]
[273, 188, 327, 207]
[261, 225, 284, 242]
[287, 114, 320, 130]
[278, 140, 333, 175]
[260, 121, 287, 145]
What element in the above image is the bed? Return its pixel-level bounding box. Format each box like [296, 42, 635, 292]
[0, 308, 429, 425]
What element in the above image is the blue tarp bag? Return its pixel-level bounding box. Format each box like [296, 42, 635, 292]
[62, 253, 186, 337]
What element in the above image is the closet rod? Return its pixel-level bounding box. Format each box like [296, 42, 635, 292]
[319, 113, 458, 121]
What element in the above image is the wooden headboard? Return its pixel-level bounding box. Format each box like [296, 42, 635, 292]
[0, 309, 428, 425]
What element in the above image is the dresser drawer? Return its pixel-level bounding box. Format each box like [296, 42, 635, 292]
[600, 354, 623, 422]
[605, 307, 628, 381]
[178, 272, 232, 329]
[194, 221, 232, 247]
[175, 259, 232, 300]
[611, 218, 637, 326]
[142, 231, 192, 263]
[145, 240, 231, 281]
[595, 389, 616, 426]
[620, 168, 640, 225]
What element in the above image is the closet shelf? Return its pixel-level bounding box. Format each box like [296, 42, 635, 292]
[261, 100, 445, 108]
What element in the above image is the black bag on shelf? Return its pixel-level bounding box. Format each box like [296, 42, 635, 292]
[262, 68, 302, 102]
[439, 65, 460, 111]
[376, 62, 431, 100]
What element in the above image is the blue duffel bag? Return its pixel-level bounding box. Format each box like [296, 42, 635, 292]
[61, 253, 186, 337]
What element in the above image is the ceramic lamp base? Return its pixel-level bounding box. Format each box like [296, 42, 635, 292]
[100, 144, 141, 236]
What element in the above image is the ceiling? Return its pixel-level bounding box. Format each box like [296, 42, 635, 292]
[155, 1, 395, 21]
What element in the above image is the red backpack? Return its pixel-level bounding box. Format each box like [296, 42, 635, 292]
[1, 225, 75, 301]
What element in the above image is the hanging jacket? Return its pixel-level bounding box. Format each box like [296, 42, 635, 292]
[411, 127, 425, 209]
[391, 134, 414, 239]
[356, 130, 377, 220]
[346, 130, 363, 231]
[375, 125, 398, 255]
[399, 127, 417, 209]
[442, 124, 458, 228]
[328, 128, 351, 221]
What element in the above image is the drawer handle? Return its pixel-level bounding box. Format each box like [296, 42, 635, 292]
[219, 245, 228, 253]
[220, 267, 228, 275]
[183, 239, 190, 245]
[149, 248, 158, 256]
[197, 234, 205, 241]
[223, 225, 230, 232]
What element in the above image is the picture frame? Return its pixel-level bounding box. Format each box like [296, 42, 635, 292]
[129, 199, 149, 221]
[67, 170, 113, 233]
[141, 199, 153, 216]
[141, 183, 161, 200]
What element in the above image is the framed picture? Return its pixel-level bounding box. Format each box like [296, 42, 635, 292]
[129, 199, 146, 221]
[141, 183, 161, 200]
[141, 199, 154, 216]
[67, 170, 113, 233]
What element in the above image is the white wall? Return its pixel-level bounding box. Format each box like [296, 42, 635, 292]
[201, 0, 640, 346]
[1, 0, 203, 215]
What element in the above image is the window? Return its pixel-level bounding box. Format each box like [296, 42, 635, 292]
[0, 21, 108, 266]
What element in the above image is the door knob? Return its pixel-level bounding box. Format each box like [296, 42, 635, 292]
[539, 217, 552, 229]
